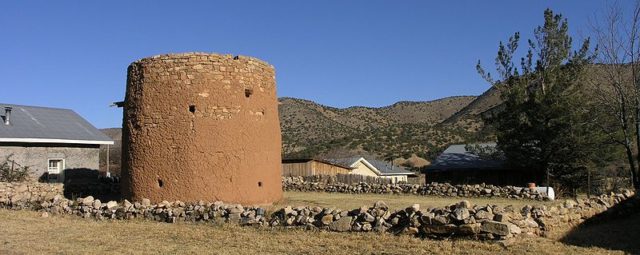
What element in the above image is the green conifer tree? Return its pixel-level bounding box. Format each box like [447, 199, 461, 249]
[477, 9, 604, 195]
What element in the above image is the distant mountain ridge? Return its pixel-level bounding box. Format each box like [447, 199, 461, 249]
[279, 95, 477, 131]
[278, 95, 492, 161]
[101, 92, 498, 170]
[437, 86, 501, 133]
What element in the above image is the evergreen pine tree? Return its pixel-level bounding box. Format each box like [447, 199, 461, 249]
[477, 9, 604, 195]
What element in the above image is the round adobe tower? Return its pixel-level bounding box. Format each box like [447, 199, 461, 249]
[121, 53, 282, 205]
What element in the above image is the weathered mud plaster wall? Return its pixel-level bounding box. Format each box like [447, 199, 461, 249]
[121, 53, 282, 205]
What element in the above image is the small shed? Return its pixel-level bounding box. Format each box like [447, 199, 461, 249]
[425, 143, 543, 186]
[282, 159, 353, 177]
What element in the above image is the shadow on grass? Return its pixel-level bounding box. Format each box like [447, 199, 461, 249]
[560, 194, 640, 254]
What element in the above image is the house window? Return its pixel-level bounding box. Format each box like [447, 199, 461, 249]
[48, 159, 64, 174]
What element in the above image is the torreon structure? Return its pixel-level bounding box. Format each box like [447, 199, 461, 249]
[120, 53, 282, 205]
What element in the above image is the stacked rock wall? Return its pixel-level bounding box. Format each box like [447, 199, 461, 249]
[121, 53, 282, 205]
[283, 176, 548, 200]
[0, 181, 635, 242]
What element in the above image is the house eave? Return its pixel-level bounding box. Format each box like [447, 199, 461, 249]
[282, 158, 355, 171]
[0, 138, 114, 145]
[380, 173, 417, 177]
[351, 157, 384, 176]
[424, 167, 514, 173]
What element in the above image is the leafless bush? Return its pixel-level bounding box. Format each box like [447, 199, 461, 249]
[0, 154, 31, 182]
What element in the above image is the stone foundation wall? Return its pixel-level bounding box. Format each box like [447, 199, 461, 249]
[283, 176, 548, 200]
[0, 181, 635, 242]
[0, 143, 100, 181]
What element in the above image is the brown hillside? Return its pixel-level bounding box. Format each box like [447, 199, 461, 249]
[438, 64, 625, 134]
[279, 96, 476, 132]
[439, 86, 501, 133]
[278, 96, 478, 160]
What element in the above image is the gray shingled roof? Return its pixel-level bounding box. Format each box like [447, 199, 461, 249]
[325, 157, 361, 169]
[326, 157, 415, 176]
[365, 158, 415, 176]
[281, 158, 355, 170]
[0, 103, 113, 145]
[426, 143, 505, 172]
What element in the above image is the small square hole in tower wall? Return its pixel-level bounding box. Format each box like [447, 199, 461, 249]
[189, 105, 196, 113]
[245, 88, 253, 98]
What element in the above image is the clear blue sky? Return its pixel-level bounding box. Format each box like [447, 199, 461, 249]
[0, 1, 631, 128]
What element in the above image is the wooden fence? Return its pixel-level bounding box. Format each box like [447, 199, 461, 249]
[282, 160, 351, 177]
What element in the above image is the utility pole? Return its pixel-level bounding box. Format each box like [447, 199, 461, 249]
[106, 144, 110, 177]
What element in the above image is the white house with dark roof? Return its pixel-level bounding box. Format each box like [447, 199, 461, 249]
[327, 157, 416, 183]
[0, 104, 113, 182]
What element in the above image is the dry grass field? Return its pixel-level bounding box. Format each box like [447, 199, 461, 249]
[0, 192, 635, 255]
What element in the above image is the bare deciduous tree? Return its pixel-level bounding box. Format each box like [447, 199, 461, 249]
[590, 1, 640, 188]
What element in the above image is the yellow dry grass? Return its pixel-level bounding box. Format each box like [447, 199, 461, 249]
[0, 209, 623, 255]
[0, 192, 630, 255]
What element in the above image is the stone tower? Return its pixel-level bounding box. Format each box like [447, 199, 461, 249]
[121, 53, 282, 205]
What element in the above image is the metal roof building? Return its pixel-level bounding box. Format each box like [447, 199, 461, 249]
[425, 143, 543, 186]
[427, 143, 504, 171]
[0, 104, 113, 145]
[0, 104, 113, 182]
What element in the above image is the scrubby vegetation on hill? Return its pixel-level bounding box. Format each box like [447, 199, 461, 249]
[279, 96, 491, 162]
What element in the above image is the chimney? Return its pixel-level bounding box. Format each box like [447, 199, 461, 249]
[4, 107, 11, 125]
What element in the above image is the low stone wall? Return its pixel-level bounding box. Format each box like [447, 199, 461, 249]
[0, 182, 635, 242]
[283, 176, 548, 200]
[0, 182, 63, 209]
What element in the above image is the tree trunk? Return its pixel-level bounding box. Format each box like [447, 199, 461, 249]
[627, 8, 640, 190]
[631, 103, 640, 190]
[624, 141, 638, 189]
[634, 52, 640, 189]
